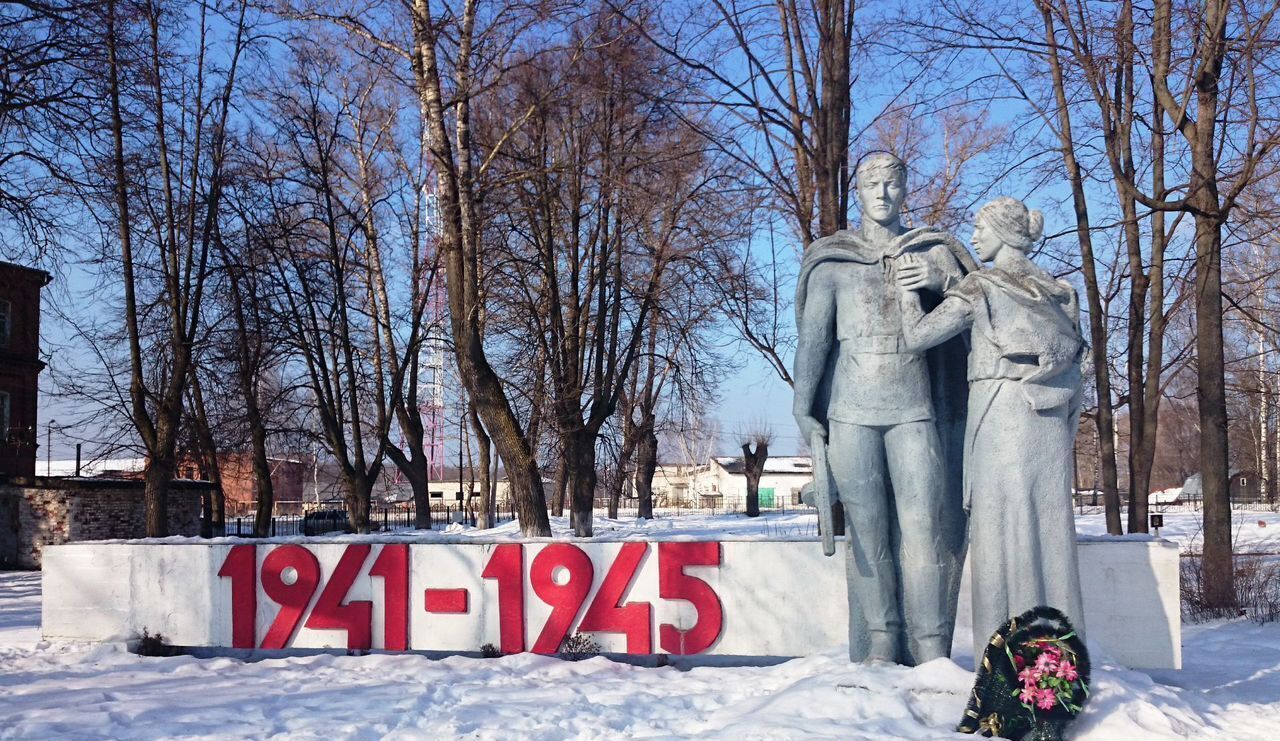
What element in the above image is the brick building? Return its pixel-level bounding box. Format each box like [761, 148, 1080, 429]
[41, 452, 308, 516]
[217, 453, 306, 515]
[0, 261, 51, 478]
[0, 478, 205, 569]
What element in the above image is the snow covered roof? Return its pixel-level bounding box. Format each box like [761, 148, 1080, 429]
[38, 457, 147, 477]
[713, 456, 813, 475]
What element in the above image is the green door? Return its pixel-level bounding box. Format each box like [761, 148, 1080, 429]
[758, 487, 775, 508]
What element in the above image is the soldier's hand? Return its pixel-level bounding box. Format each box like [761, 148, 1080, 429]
[795, 414, 827, 443]
[896, 254, 942, 291]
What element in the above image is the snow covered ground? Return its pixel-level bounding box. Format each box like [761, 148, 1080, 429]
[1074, 509, 1280, 554]
[3, 511, 1280, 739]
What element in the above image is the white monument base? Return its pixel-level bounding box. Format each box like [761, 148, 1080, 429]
[41, 536, 1179, 669]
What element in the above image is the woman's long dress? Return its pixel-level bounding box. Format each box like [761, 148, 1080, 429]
[900, 266, 1086, 664]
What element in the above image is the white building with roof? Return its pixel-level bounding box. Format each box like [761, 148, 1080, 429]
[642, 456, 814, 510]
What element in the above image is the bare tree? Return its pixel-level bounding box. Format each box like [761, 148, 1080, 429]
[1147, 0, 1279, 607]
[348, 46, 445, 532]
[615, 0, 861, 244]
[740, 428, 772, 518]
[914, 0, 1242, 538]
[282, 0, 572, 536]
[1036, 0, 1280, 599]
[259, 41, 395, 533]
[104, 0, 251, 536]
[604, 1, 859, 396]
[0, 0, 100, 262]
[1034, 2, 1124, 535]
[210, 177, 288, 536]
[184, 369, 226, 536]
[485, 9, 742, 536]
[401, 0, 574, 535]
[623, 263, 727, 519]
[1027, 0, 1201, 537]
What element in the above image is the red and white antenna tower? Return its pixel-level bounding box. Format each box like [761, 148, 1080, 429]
[421, 185, 447, 482]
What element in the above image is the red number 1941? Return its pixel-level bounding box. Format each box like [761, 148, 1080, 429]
[218, 544, 409, 651]
[218, 542, 723, 655]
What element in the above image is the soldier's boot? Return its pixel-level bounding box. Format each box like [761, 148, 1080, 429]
[867, 628, 902, 663]
[861, 558, 903, 663]
[905, 562, 951, 664]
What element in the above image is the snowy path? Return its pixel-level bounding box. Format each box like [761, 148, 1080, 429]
[3, 566, 1280, 739]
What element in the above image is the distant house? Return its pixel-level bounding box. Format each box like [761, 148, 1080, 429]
[1181, 473, 1203, 503]
[1230, 470, 1262, 503]
[378, 468, 484, 508]
[216, 454, 307, 515]
[376, 466, 553, 514]
[696, 456, 814, 509]
[627, 457, 817, 510]
[41, 453, 307, 515]
[644, 463, 701, 508]
[0, 261, 51, 478]
[1168, 472, 1267, 505]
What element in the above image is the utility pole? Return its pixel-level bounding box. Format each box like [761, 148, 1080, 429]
[46, 419, 54, 476]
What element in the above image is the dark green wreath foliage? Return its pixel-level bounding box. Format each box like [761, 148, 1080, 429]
[957, 606, 1091, 741]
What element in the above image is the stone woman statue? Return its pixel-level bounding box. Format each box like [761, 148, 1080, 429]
[895, 197, 1086, 663]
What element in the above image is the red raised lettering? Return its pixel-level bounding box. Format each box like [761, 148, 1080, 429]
[481, 544, 525, 654]
[260, 545, 321, 649]
[577, 542, 651, 653]
[370, 545, 409, 650]
[529, 544, 593, 654]
[217, 545, 257, 649]
[306, 544, 374, 650]
[658, 542, 723, 655]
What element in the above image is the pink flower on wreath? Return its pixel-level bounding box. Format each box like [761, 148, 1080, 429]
[1036, 688, 1058, 711]
[1019, 687, 1038, 705]
[1035, 652, 1057, 673]
[1018, 667, 1039, 687]
[1056, 660, 1079, 683]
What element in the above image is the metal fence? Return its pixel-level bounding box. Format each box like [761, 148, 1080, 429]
[216, 496, 815, 536]
[1074, 501, 1280, 517]
[222, 504, 519, 537]
[601, 496, 809, 520]
[217, 497, 1280, 537]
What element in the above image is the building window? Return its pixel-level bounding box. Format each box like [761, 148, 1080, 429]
[0, 299, 10, 347]
[0, 391, 8, 437]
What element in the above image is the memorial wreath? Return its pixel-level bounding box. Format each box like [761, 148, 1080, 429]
[958, 606, 1090, 740]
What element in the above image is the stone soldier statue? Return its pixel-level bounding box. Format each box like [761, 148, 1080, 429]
[792, 152, 972, 665]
